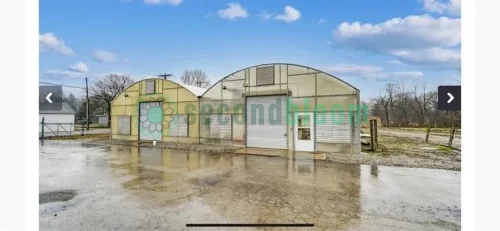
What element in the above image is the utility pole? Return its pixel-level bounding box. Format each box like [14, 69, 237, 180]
[86, 77, 90, 130]
[157, 73, 173, 79]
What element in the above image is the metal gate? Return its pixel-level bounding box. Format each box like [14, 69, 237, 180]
[246, 95, 287, 149]
[139, 102, 163, 141]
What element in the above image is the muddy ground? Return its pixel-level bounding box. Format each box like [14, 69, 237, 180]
[40, 141, 461, 230]
[332, 135, 461, 171]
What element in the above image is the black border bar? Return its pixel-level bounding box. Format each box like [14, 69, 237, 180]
[186, 224, 314, 227]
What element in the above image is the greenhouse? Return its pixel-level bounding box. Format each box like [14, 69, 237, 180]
[110, 78, 204, 143]
[199, 63, 361, 153]
[110, 63, 361, 154]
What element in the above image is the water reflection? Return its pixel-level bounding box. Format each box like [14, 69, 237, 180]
[108, 145, 362, 229]
[370, 165, 379, 177]
[41, 141, 460, 230]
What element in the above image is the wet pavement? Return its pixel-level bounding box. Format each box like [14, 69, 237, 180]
[39, 140, 461, 230]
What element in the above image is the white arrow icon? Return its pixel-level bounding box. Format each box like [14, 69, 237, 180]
[46, 92, 53, 103]
[447, 92, 454, 103]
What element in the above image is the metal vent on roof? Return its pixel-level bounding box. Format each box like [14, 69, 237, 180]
[256, 66, 275, 86]
[145, 80, 155, 94]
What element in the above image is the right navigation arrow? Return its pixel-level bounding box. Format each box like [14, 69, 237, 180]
[447, 92, 454, 103]
[438, 86, 460, 110]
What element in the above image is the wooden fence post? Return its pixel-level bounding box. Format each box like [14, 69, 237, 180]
[373, 119, 378, 150]
[370, 120, 375, 151]
[425, 126, 431, 143]
[448, 126, 455, 147]
[40, 117, 45, 139]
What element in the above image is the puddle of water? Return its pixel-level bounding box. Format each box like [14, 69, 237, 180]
[39, 190, 77, 204]
[40, 141, 461, 230]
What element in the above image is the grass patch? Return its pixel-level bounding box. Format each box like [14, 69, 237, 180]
[437, 145, 454, 153]
[89, 124, 110, 128]
[387, 127, 461, 134]
[362, 135, 458, 160]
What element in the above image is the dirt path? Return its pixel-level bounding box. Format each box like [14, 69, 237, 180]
[378, 128, 461, 150]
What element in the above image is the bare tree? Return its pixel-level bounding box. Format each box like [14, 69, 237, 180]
[90, 74, 134, 126]
[395, 82, 410, 126]
[370, 81, 460, 128]
[411, 81, 431, 126]
[76, 95, 106, 121]
[180, 69, 211, 88]
[377, 84, 395, 127]
[64, 93, 80, 113]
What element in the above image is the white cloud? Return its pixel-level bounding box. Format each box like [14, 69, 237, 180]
[259, 11, 272, 20]
[328, 64, 423, 81]
[387, 60, 403, 65]
[317, 18, 325, 24]
[217, 3, 249, 20]
[329, 64, 383, 76]
[389, 47, 460, 67]
[274, 6, 301, 23]
[39, 33, 74, 56]
[68, 62, 89, 73]
[390, 71, 424, 79]
[92, 50, 118, 62]
[423, 0, 461, 16]
[333, 14, 461, 69]
[143, 0, 183, 5]
[45, 70, 84, 78]
[334, 15, 460, 50]
[90, 72, 127, 79]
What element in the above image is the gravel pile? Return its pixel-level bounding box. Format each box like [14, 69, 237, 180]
[326, 152, 461, 171]
[86, 139, 241, 153]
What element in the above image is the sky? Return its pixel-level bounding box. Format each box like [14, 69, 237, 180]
[39, 0, 461, 99]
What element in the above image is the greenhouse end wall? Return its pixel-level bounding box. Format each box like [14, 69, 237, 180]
[111, 78, 200, 144]
[199, 63, 361, 154]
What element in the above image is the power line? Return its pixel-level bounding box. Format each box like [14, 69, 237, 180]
[39, 81, 86, 89]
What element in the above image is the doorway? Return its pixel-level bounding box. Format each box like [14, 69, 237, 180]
[294, 112, 315, 152]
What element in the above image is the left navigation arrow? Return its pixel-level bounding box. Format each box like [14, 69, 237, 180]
[46, 92, 53, 103]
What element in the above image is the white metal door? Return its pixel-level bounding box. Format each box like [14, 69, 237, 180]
[294, 112, 315, 152]
[139, 102, 163, 141]
[246, 96, 287, 149]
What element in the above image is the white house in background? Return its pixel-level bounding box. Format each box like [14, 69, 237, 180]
[95, 114, 109, 125]
[39, 102, 77, 136]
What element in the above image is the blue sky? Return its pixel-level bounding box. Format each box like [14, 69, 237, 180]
[39, 0, 461, 99]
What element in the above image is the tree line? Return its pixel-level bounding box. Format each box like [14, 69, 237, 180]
[368, 82, 461, 128]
